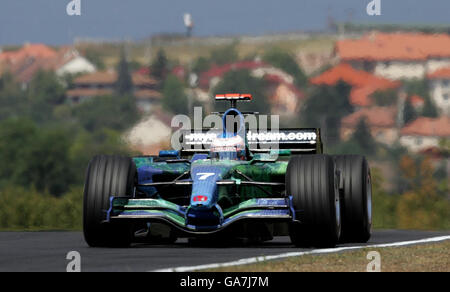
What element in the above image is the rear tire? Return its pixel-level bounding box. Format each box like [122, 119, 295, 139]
[83, 155, 136, 247]
[334, 155, 372, 243]
[286, 155, 341, 248]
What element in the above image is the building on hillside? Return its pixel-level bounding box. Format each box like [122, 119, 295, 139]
[0, 43, 96, 87]
[427, 67, 450, 115]
[399, 116, 450, 152]
[341, 107, 398, 145]
[171, 65, 187, 81]
[199, 60, 304, 115]
[335, 32, 450, 80]
[309, 63, 401, 108]
[199, 60, 268, 89]
[54, 47, 96, 76]
[264, 74, 305, 115]
[409, 95, 425, 111]
[66, 71, 161, 112]
[297, 51, 334, 75]
[125, 110, 173, 155]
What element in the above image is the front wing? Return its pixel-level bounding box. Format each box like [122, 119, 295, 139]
[107, 197, 293, 234]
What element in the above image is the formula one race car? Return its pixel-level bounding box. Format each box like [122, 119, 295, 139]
[83, 94, 372, 248]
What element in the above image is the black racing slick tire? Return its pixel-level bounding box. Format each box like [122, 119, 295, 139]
[286, 155, 341, 248]
[83, 155, 136, 247]
[334, 155, 372, 243]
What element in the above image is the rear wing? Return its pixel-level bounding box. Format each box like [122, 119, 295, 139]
[215, 93, 252, 101]
[178, 128, 323, 155]
[215, 93, 252, 108]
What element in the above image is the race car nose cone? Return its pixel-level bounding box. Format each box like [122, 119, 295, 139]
[193, 195, 208, 202]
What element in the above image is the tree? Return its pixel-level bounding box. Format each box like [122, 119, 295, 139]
[350, 117, 376, 155]
[27, 70, 66, 105]
[192, 56, 211, 74]
[403, 97, 417, 125]
[162, 75, 188, 115]
[262, 48, 307, 87]
[0, 118, 74, 196]
[396, 155, 450, 230]
[21, 127, 74, 196]
[422, 96, 438, 117]
[0, 72, 28, 120]
[69, 128, 134, 184]
[210, 44, 239, 65]
[403, 79, 429, 98]
[0, 118, 36, 186]
[84, 48, 106, 70]
[212, 69, 269, 113]
[72, 94, 139, 132]
[26, 70, 66, 123]
[115, 48, 133, 95]
[151, 49, 168, 81]
[302, 81, 353, 143]
[371, 89, 397, 106]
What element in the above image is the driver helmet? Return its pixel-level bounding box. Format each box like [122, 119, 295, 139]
[210, 134, 245, 160]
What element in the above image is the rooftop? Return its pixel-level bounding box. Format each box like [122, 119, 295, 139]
[0, 44, 57, 63]
[341, 107, 397, 128]
[73, 71, 158, 87]
[199, 60, 268, 88]
[427, 66, 450, 80]
[401, 116, 450, 137]
[336, 32, 450, 61]
[310, 63, 400, 106]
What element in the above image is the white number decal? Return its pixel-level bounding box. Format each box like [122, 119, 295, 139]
[197, 173, 215, 180]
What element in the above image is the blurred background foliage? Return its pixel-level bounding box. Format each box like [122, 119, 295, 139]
[0, 60, 139, 230]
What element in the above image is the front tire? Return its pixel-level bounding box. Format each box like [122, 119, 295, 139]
[286, 155, 341, 248]
[83, 155, 136, 247]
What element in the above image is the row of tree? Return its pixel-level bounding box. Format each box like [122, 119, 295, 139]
[0, 56, 139, 196]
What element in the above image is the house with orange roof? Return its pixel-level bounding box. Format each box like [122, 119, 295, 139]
[66, 71, 161, 113]
[341, 107, 399, 145]
[0, 43, 57, 62]
[0, 43, 96, 86]
[309, 63, 401, 108]
[335, 32, 450, 80]
[427, 67, 450, 115]
[399, 116, 450, 152]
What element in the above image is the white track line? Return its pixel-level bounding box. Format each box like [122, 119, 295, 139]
[152, 235, 450, 272]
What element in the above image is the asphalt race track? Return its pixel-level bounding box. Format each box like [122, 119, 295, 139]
[0, 230, 449, 271]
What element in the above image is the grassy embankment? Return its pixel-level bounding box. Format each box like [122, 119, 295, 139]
[207, 240, 450, 272]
